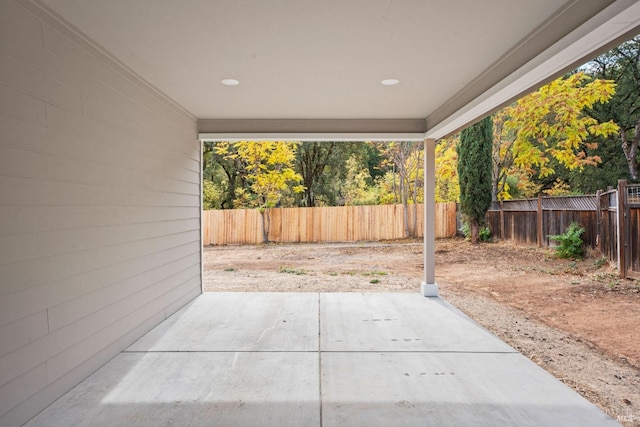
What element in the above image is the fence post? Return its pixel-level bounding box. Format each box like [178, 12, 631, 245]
[617, 179, 627, 278]
[595, 190, 602, 253]
[499, 200, 505, 241]
[537, 193, 543, 247]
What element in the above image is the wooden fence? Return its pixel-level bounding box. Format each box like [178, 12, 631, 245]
[202, 203, 458, 245]
[486, 194, 599, 248]
[618, 180, 640, 279]
[486, 181, 640, 279]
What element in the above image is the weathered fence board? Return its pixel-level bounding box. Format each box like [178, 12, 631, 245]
[597, 190, 618, 262]
[621, 181, 640, 279]
[485, 183, 640, 280]
[203, 203, 457, 245]
[629, 207, 640, 276]
[487, 195, 599, 248]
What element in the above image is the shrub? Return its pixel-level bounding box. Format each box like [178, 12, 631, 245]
[460, 221, 492, 242]
[548, 222, 585, 259]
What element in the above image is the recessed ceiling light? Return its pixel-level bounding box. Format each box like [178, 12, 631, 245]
[221, 78, 240, 86]
[381, 78, 400, 86]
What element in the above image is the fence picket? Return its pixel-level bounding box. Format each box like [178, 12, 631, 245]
[202, 203, 457, 245]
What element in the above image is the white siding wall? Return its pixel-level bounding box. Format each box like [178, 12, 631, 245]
[0, 2, 202, 425]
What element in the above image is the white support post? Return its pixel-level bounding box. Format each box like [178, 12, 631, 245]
[421, 138, 438, 297]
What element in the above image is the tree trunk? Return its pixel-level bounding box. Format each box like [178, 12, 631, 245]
[402, 199, 410, 238]
[410, 150, 421, 236]
[401, 177, 410, 238]
[410, 203, 417, 237]
[621, 121, 640, 182]
[260, 209, 270, 243]
[470, 219, 480, 244]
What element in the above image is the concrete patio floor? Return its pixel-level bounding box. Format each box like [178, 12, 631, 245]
[26, 293, 619, 426]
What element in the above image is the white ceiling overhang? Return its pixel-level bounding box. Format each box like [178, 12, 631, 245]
[35, 0, 640, 141]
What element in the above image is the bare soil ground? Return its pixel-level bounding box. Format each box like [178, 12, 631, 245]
[203, 238, 640, 426]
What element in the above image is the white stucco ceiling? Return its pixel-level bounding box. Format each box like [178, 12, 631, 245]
[37, 0, 640, 138]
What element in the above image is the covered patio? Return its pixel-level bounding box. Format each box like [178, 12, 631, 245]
[2, 0, 640, 425]
[24, 293, 615, 426]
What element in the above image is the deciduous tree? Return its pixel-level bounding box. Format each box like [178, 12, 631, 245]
[493, 72, 618, 200]
[435, 137, 460, 203]
[216, 140, 304, 242]
[376, 141, 424, 236]
[586, 36, 640, 181]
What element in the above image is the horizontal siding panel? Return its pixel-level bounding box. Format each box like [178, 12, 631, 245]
[0, 231, 199, 297]
[0, 144, 46, 180]
[0, 363, 47, 417]
[0, 143, 199, 196]
[43, 106, 174, 174]
[80, 77, 194, 155]
[47, 155, 199, 195]
[0, 241, 200, 326]
[48, 254, 200, 331]
[0, 24, 86, 91]
[0, 51, 82, 113]
[0, 107, 188, 183]
[46, 277, 200, 382]
[0, 175, 199, 207]
[0, 118, 199, 194]
[0, 337, 45, 389]
[164, 164, 201, 184]
[0, 113, 141, 174]
[82, 78, 166, 136]
[0, 1, 43, 47]
[0, 263, 199, 390]
[0, 311, 48, 358]
[81, 81, 194, 157]
[0, 84, 47, 127]
[42, 25, 195, 135]
[163, 286, 202, 319]
[0, 205, 199, 236]
[0, 308, 166, 427]
[0, 218, 199, 266]
[171, 155, 201, 174]
[0, 2, 200, 424]
[46, 272, 201, 382]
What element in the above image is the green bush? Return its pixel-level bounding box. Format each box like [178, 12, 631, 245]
[548, 222, 585, 259]
[460, 221, 492, 242]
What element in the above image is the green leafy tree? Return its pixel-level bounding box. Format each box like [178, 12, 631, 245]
[294, 142, 367, 207]
[343, 154, 379, 205]
[203, 141, 245, 209]
[216, 140, 304, 242]
[376, 141, 424, 236]
[566, 138, 629, 192]
[435, 136, 460, 202]
[458, 116, 493, 244]
[295, 141, 336, 207]
[202, 180, 224, 210]
[493, 72, 617, 200]
[586, 35, 640, 181]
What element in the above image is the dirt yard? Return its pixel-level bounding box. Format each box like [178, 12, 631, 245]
[203, 238, 640, 426]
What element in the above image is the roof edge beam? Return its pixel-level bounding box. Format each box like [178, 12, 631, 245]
[198, 119, 426, 141]
[199, 133, 426, 142]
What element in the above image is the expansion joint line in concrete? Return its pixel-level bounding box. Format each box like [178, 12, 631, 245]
[315, 350, 520, 354]
[121, 350, 320, 353]
[317, 293, 323, 427]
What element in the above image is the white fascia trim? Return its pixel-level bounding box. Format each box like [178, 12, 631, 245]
[426, 0, 640, 140]
[199, 133, 427, 142]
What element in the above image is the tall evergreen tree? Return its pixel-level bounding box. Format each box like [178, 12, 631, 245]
[457, 116, 493, 243]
